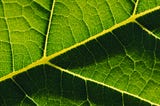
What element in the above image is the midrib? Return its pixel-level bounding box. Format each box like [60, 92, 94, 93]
[0, 4, 160, 105]
[0, 5, 160, 83]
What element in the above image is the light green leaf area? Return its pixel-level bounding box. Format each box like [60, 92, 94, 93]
[0, 0, 160, 105]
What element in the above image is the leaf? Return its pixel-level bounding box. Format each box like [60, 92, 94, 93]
[0, 0, 160, 105]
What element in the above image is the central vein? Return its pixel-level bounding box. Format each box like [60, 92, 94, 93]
[0, 5, 160, 83]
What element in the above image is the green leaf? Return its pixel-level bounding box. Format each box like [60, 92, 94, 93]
[0, 0, 160, 105]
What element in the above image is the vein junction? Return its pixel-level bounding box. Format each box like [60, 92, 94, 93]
[0, 4, 160, 106]
[0, 5, 160, 83]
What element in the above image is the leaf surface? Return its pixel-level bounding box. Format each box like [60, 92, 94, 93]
[0, 0, 160, 105]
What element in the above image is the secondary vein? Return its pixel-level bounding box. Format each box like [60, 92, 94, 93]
[0, 6, 160, 83]
[46, 6, 160, 61]
[47, 62, 160, 106]
[43, 0, 56, 57]
[132, 0, 140, 15]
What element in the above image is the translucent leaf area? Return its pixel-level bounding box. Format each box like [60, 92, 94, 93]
[0, 0, 160, 105]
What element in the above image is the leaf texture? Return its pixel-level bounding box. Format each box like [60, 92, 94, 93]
[0, 0, 160, 105]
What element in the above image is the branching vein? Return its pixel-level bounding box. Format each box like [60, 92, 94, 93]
[47, 62, 160, 106]
[0, 6, 160, 83]
[0, 4, 160, 105]
[135, 21, 160, 40]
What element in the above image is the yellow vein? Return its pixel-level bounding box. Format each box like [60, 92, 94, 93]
[0, 58, 47, 82]
[46, 6, 160, 60]
[47, 62, 160, 106]
[135, 6, 160, 18]
[0, 6, 160, 82]
[46, 16, 135, 60]
[132, 0, 139, 15]
[43, 0, 56, 57]
[135, 21, 160, 40]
